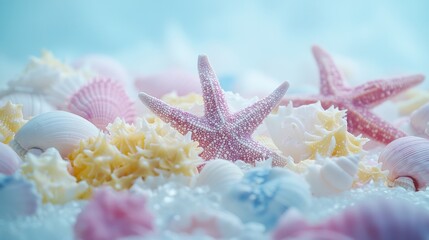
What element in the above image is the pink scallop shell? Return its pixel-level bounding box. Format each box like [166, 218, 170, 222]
[74, 187, 154, 240]
[378, 136, 429, 190]
[272, 198, 429, 240]
[67, 78, 136, 130]
[0, 142, 21, 175]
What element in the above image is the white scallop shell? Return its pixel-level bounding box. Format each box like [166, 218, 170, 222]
[45, 74, 89, 109]
[0, 175, 40, 219]
[194, 159, 244, 193]
[305, 154, 361, 196]
[66, 79, 136, 130]
[0, 92, 55, 118]
[10, 111, 100, 158]
[0, 142, 21, 175]
[378, 136, 429, 191]
[410, 102, 429, 137]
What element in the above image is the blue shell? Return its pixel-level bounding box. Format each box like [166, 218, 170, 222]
[222, 167, 311, 228]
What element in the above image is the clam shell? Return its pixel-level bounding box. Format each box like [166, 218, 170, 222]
[67, 79, 136, 130]
[10, 111, 100, 158]
[194, 159, 244, 193]
[46, 74, 89, 109]
[410, 102, 429, 137]
[273, 198, 429, 240]
[305, 155, 361, 196]
[0, 92, 55, 118]
[0, 142, 21, 175]
[223, 167, 311, 228]
[0, 175, 40, 219]
[378, 136, 429, 190]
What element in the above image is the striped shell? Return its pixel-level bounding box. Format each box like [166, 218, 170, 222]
[10, 111, 100, 158]
[223, 167, 311, 228]
[66, 79, 136, 130]
[194, 159, 244, 193]
[0, 92, 55, 118]
[0, 142, 21, 175]
[0, 175, 40, 219]
[273, 198, 429, 240]
[378, 136, 429, 191]
[305, 155, 361, 196]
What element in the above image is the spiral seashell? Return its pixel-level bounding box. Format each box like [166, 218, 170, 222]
[222, 167, 311, 228]
[66, 78, 136, 130]
[194, 159, 244, 193]
[305, 154, 361, 196]
[378, 136, 429, 191]
[0, 92, 55, 118]
[0, 175, 40, 219]
[410, 102, 429, 137]
[0, 142, 21, 175]
[10, 111, 100, 158]
[0, 101, 27, 144]
[272, 198, 429, 240]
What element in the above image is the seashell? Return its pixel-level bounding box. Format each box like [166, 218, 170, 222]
[378, 136, 429, 191]
[410, 102, 429, 137]
[45, 74, 89, 109]
[0, 92, 55, 118]
[0, 101, 27, 144]
[266, 103, 367, 163]
[272, 198, 429, 240]
[8, 51, 76, 94]
[0, 175, 40, 219]
[21, 148, 89, 204]
[222, 167, 311, 228]
[169, 208, 245, 239]
[66, 78, 136, 130]
[0, 142, 21, 175]
[74, 187, 154, 240]
[73, 54, 130, 83]
[194, 159, 244, 193]
[10, 111, 100, 158]
[305, 154, 361, 196]
[134, 68, 201, 98]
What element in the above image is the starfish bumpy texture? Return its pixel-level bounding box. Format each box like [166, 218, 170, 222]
[139, 55, 289, 166]
[282, 46, 424, 144]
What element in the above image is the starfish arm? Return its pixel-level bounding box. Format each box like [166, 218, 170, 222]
[138, 92, 209, 134]
[233, 138, 286, 166]
[280, 95, 321, 107]
[347, 107, 406, 144]
[198, 55, 230, 124]
[312, 45, 349, 96]
[231, 82, 289, 135]
[351, 74, 424, 108]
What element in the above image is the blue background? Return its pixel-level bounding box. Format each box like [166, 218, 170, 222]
[1, 0, 428, 92]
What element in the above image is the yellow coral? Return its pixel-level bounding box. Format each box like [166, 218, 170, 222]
[109, 117, 203, 176]
[305, 107, 368, 159]
[68, 118, 203, 190]
[0, 101, 27, 144]
[355, 161, 387, 185]
[21, 148, 89, 204]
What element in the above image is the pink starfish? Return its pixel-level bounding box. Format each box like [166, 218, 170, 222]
[282, 46, 424, 144]
[139, 55, 289, 166]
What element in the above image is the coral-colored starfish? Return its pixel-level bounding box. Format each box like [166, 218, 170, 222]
[139, 55, 289, 166]
[282, 46, 424, 144]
